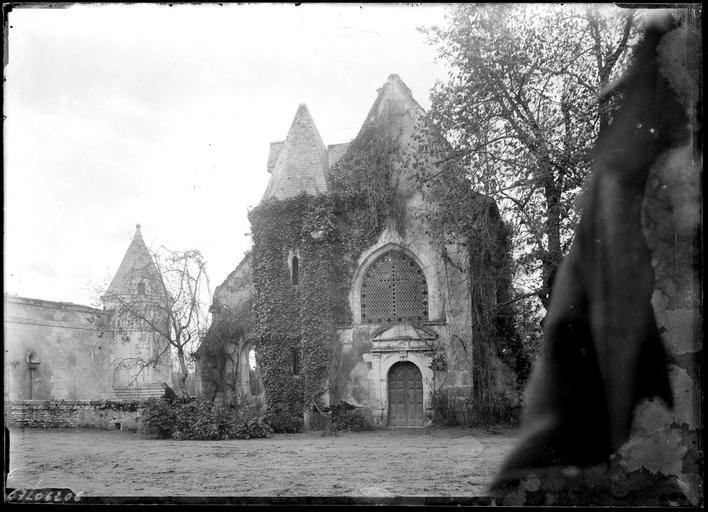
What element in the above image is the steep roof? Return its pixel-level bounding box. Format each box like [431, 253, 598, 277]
[262, 104, 330, 200]
[359, 73, 426, 134]
[104, 224, 163, 297]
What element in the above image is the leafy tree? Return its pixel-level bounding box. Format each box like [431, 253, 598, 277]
[419, 4, 639, 312]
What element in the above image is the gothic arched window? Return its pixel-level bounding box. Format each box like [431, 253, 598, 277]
[361, 251, 428, 324]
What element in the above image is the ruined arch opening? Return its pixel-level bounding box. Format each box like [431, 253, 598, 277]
[240, 343, 262, 398]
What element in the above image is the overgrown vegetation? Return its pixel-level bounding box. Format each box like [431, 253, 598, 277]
[140, 398, 272, 440]
[431, 388, 516, 428]
[93, 400, 142, 412]
[248, 196, 340, 432]
[331, 410, 376, 432]
[197, 317, 246, 404]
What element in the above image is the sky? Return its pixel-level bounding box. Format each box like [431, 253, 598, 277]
[4, 3, 451, 306]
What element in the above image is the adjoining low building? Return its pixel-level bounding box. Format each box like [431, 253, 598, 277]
[4, 225, 172, 403]
[198, 74, 521, 427]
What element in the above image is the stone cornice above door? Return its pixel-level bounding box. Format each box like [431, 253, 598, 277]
[370, 323, 437, 353]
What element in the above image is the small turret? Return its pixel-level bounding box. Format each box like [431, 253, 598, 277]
[103, 224, 172, 398]
[262, 104, 330, 201]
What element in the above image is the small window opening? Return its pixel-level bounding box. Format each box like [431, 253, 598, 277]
[291, 256, 299, 285]
[291, 347, 300, 376]
[248, 348, 261, 395]
[137, 282, 146, 295]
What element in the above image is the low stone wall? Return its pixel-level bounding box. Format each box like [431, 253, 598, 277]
[6, 400, 143, 431]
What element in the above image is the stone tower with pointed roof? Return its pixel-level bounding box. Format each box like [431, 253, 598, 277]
[102, 224, 173, 399]
[202, 74, 517, 427]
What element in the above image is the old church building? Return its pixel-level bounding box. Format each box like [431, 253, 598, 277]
[198, 74, 520, 428]
[4, 225, 172, 402]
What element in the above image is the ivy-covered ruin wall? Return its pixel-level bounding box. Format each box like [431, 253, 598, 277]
[198, 76, 523, 430]
[247, 195, 342, 431]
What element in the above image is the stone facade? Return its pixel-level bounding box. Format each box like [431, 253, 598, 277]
[201, 74, 518, 425]
[4, 225, 172, 404]
[4, 297, 114, 401]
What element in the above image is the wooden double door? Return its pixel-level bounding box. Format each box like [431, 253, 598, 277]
[387, 362, 424, 426]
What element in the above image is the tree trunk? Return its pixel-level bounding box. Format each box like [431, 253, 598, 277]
[539, 167, 563, 309]
[176, 347, 190, 398]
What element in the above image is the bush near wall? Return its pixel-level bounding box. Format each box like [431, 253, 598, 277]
[331, 410, 375, 432]
[139, 398, 272, 440]
[430, 389, 517, 428]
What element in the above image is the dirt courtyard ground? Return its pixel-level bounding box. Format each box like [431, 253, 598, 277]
[7, 426, 517, 498]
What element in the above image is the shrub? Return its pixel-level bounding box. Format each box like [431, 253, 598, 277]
[431, 388, 460, 426]
[140, 398, 272, 440]
[265, 411, 303, 433]
[228, 417, 273, 439]
[140, 398, 176, 439]
[174, 399, 228, 440]
[331, 410, 374, 432]
[461, 394, 514, 427]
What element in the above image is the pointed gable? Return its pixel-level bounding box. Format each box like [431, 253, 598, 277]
[104, 224, 163, 298]
[358, 74, 426, 134]
[262, 104, 330, 200]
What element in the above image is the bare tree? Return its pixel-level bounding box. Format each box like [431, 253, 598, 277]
[101, 247, 211, 398]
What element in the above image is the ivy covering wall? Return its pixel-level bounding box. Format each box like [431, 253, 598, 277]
[247, 196, 340, 430]
[244, 121, 408, 430]
[200, 113, 521, 429]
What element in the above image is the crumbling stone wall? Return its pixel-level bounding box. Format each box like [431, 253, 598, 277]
[6, 400, 142, 430]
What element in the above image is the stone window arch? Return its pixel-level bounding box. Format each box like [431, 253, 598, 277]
[287, 249, 300, 286]
[361, 251, 428, 324]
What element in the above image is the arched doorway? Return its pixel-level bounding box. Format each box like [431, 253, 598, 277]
[388, 361, 424, 426]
